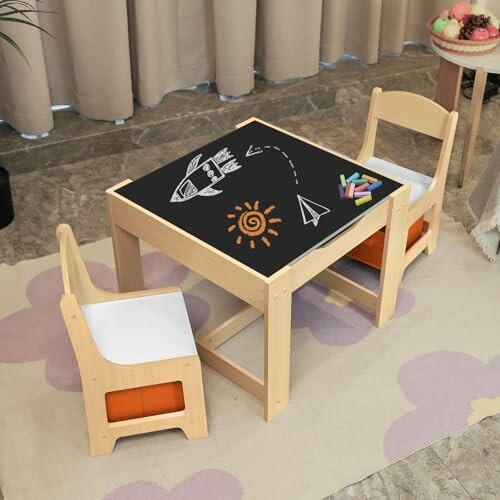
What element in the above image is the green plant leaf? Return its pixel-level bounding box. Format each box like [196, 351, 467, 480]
[0, 30, 29, 67]
[0, 16, 53, 37]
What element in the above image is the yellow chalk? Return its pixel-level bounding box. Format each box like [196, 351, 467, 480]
[354, 194, 372, 206]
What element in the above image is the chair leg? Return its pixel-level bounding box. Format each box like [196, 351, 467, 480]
[180, 358, 208, 440]
[424, 204, 441, 256]
[82, 387, 116, 456]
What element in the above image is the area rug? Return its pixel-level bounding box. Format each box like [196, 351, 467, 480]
[1, 215, 500, 500]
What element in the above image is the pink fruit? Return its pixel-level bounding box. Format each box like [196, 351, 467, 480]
[470, 27, 490, 40]
[440, 9, 450, 18]
[486, 24, 500, 38]
[450, 1, 472, 21]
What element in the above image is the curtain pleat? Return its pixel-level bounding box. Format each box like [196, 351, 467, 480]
[213, 0, 257, 97]
[41, 0, 133, 121]
[0, 0, 456, 136]
[255, 0, 323, 81]
[128, 0, 215, 107]
[321, 0, 383, 65]
[0, 0, 52, 135]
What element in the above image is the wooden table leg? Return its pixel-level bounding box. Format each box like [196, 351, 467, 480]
[264, 269, 292, 421]
[375, 185, 410, 327]
[106, 195, 144, 292]
[458, 69, 487, 188]
[435, 58, 463, 112]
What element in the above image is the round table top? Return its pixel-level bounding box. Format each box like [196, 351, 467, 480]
[432, 41, 500, 74]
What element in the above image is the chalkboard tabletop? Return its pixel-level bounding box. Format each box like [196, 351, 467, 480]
[117, 120, 401, 277]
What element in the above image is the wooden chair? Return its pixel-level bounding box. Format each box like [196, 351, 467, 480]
[356, 87, 458, 271]
[56, 224, 208, 456]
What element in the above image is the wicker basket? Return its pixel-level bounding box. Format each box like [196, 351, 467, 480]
[427, 16, 499, 55]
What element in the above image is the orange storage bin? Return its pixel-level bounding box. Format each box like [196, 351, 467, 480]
[347, 216, 425, 270]
[105, 381, 185, 423]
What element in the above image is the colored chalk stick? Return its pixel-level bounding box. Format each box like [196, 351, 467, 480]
[353, 179, 367, 185]
[345, 172, 360, 183]
[362, 174, 378, 183]
[367, 180, 383, 191]
[338, 184, 345, 199]
[346, 183, 355, 199]
[354, 182, 370, 192]
[340, 174, 346, 187]
[354, 191, 370, 198]
[355, 194, 372, 206]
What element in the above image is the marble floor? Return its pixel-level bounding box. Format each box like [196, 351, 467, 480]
[1, 46, 499, 499]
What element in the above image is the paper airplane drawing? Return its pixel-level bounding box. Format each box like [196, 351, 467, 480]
[297, 194, 330, 227]
[170, 148, 242, 203]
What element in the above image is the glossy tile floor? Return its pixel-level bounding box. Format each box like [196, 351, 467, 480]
[1, 46, 499, 499]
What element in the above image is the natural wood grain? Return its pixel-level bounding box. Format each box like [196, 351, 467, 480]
[435, 58, 463, 112]
[458, 69, 487, 188]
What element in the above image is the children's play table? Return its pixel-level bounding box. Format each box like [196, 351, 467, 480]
[106, 118, 410, 421]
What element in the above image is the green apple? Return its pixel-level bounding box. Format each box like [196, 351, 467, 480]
[433, 17, 450, 34]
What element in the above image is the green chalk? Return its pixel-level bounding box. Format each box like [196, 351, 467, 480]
[340, 174, 346, 187]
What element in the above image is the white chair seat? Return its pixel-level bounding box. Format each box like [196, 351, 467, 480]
[81, 292, 197, 365]
[364, 156, 433, 205]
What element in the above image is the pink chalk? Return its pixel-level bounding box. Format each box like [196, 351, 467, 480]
[346, 183, 355, 199]
[354, 182, 369, 192]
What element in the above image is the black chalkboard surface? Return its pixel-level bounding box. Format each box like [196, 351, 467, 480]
[118, 121, 401, 277]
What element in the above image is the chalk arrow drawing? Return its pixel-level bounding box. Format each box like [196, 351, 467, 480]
[246, 144, 331, 227]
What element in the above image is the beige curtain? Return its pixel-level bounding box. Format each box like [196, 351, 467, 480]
[0, 0, 133, 135]
[0, 0, 451, 136]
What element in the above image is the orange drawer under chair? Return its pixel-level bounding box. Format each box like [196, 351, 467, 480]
[348, 216, 425, 270]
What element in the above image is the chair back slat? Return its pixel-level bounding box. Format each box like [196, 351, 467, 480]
[371, 89, 451, 140]
[56, 224, 95, 304]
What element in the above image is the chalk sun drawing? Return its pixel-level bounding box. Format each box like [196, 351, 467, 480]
[170, 142, 330, 228]
[227, 201, 281, 249]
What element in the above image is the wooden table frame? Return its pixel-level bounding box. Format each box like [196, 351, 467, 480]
[106, 118, 410, 421]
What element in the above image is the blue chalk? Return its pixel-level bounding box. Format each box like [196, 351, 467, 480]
[367, 180, 383, 191]
[345, 172, 360, 183]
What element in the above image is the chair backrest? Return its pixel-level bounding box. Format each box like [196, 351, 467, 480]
[56, 224, 96, 305]
[358, 87, 458, 186]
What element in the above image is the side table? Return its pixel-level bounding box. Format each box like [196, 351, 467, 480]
[434, 43, 500, 187]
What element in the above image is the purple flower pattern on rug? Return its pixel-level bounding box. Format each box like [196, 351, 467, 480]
[0, 253, 210, 392]
[384, 351, 500, 461]
[292, 259, 416, 346]
[102, 470, 243, 500]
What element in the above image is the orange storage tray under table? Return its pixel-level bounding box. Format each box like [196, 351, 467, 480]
[347, 216, 425, 270]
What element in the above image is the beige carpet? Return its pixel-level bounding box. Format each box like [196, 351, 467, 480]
[1, 215, 500, 500]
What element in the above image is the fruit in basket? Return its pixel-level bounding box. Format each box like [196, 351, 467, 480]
[433, 17, 450, 33]
[471, 4, 489, 17]
[443, 18, 461, 38]
[459, 14, 491, 39]
[470, 27, 490, 40]
[490, 15, 500, 30]
[450, 1, 472, 21]
[486, 24, 500, 38]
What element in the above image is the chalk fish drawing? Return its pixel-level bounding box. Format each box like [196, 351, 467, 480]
[246, 145, 330, 227]
[170, 148, 242, 202]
